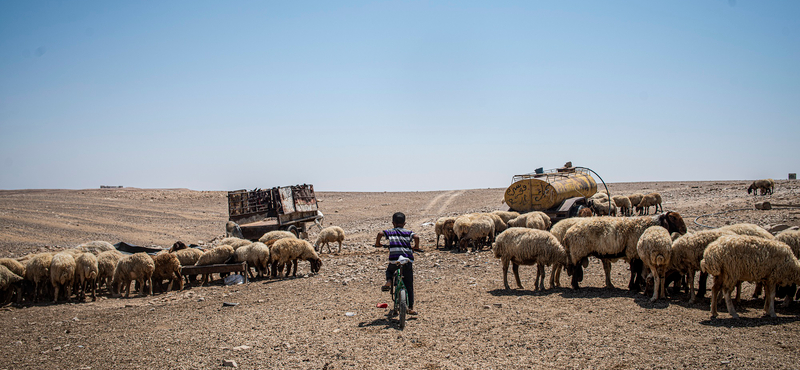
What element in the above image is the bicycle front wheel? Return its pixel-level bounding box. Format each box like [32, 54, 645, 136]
[398, 288, 407, 329]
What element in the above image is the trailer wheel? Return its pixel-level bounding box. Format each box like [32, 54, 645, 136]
[285, 225, 299, 237]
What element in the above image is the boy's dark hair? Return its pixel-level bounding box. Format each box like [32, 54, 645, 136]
[392, 212, 406, 225]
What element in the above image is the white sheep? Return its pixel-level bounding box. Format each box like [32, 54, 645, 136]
[172, 247, 204, 285]
[637, 226, 673, 302]
[454, 213, 495, 252]
[588, 198, 617, 216]
[507, 212, 551, 230]
[0, 258, 25, 279]
[234, 242, 271, 279]
[24, 253, 53, 303]
[670, 229, 736, 302]
[0, 265, 24, 305]
[152, 252, 183, 292]
[776, 229, 800, 258]
[492, 227, 567, 291]
[112, 253, 155, 298]
[612, 195, 632, 217]
[435, 216, 458, 249]
[50, 252, 76, 303]
[269, 238, 322, 278]
[258, 230, 298, 243]
[195, 245, 235, 285]
[74, 252, 99, 301]
[548, 218, 589, 287]
[219, 237, 252, 250]
[719, 223, 775, 240]
[483, 212, 508, 235]
[701, 235, 800, 318]
[77, 241, 116, 255]
[314, 226, 345, 254]
[96, 250, 123, 293]
[491, 210, 521, 224]
[562, 212, 687, 290]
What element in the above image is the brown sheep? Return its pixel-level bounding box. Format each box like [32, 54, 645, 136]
[152, 252, 183, 292]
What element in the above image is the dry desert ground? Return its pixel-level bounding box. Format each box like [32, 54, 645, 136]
[1, 180, 799, 369]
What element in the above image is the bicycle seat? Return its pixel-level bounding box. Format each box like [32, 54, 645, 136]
[394, 256, 411, 265]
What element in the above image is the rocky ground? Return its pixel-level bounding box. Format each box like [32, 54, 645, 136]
[1, 180, 799, 369]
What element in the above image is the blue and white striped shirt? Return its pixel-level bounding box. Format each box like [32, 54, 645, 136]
[383, 227, 415, 261]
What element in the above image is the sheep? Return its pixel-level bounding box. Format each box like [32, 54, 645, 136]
[225, 220, 244, 238]
[96, 250, 123, 293]
[491, 210, 520, 224]
[670, 229, 736, 302]
[0, 258, 25, 279]
[24, 253, 53, 303]
[112, 253, 155, 298]
[636, 193, 660, 215]
[563, 211, 687, 290]
[637, 226, 673, 302]
[577, 207, 593, 217]
[612, 195, 632, 217]
[258, 230, 298, 243]
[195, 245, 235, 285]
[314, 226, 345, 254]
[775, 229, 800, 305]
[234, 242, 271, 279]
[627, 193, 644, 208]
[588, 198, 617, 216]
[50, 252, 76, 303]
[548, 217, 589, 287]
[74, 252, 99, 301]
[219, 237, 252, 250]
[701, 235, 800, 318]
[507, 212, 551, 230]
[748, 179, 775, 195]
[482, 212, 508, 235]
[77, 241, 116, 255]
[172, 247, 204, 285]
[454, 213, 495, 252]
[151, 252, 183, 293]
[435, 216, 458, 249]
[0, 265, 24, 305]
[492, 228, 567, 291]
[590, 191, 609, 203]
[719, 223, 775, 240]
[269, 238, 322, 278]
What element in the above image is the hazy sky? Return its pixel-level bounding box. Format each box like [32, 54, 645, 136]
[1, 1, 798, 191]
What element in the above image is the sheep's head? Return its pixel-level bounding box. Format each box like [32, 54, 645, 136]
[310, 258, 322, 274]
[659, 211, 687, 235]
[747, 184, 755, 194]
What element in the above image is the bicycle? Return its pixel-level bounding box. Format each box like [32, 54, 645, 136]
[387, 255, 411, 329]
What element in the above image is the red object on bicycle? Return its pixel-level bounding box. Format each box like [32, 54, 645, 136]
[377, 303, 388, 308]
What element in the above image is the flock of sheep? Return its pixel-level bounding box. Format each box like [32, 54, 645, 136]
[435, 189, 800, 319]
[0, 225, 347, 305]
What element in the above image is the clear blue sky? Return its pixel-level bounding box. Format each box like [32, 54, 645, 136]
[1, 1, 798, 191]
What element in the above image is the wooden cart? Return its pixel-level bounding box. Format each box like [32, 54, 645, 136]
[227, 184, 322, 240]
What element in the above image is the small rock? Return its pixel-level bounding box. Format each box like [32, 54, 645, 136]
[257, 300, 265, 303]
[72, 317, 80, 321]
[493, 303, 502, 308]
[233, 345, 250, 351]
[197, 298, 205, 302]
[222, 359, 238, 368]
[483, 305, 491, 309]
[755, 201, 772, 210]
[345, 312, 355, 317]
[222, 302, 239, 307]
[721, 360, 731, 364]
[333, 329, 341, 334]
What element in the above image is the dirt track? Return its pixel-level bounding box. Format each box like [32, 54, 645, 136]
[1, 180, 799, 369]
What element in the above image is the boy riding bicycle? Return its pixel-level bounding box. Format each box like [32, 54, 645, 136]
[375, 212, 422, 315]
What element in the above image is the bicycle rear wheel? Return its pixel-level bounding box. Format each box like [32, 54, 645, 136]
[398, 288, 407, 329]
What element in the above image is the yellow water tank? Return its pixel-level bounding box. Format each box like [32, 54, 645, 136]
[504, 170, 597, 213]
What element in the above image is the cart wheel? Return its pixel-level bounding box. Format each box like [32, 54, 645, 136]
[285, 225, 299, 237]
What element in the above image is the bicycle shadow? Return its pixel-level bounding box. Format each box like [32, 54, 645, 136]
[358, 313, 417, 330]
